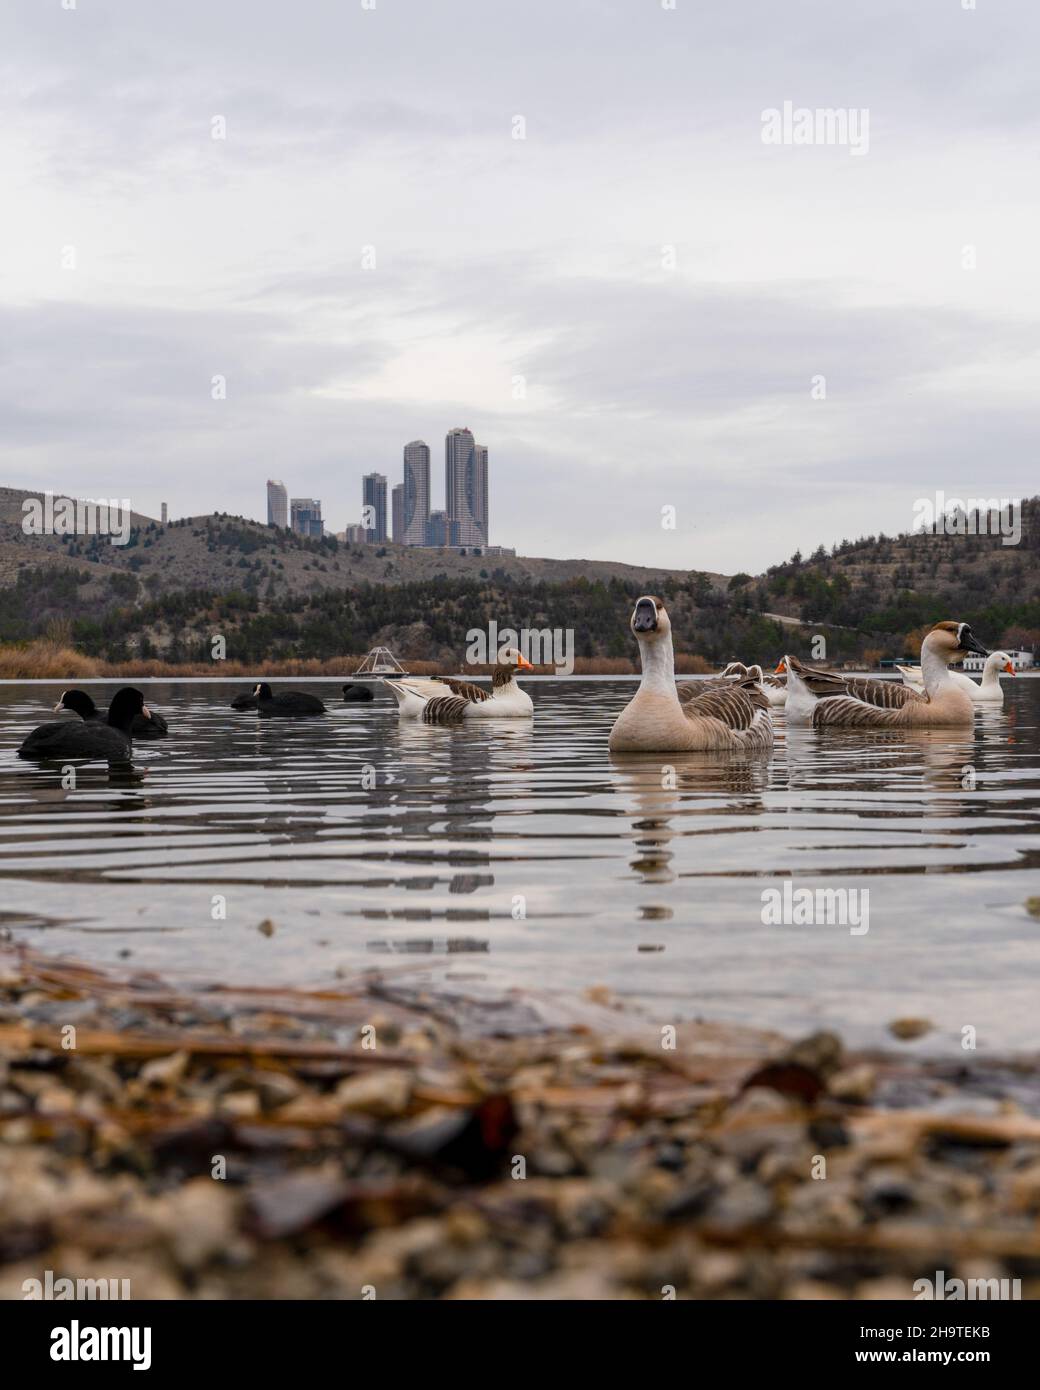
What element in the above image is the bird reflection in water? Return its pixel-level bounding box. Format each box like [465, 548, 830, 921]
[612, 749, 769, 884]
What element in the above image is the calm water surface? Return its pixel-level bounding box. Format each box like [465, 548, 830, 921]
[1, 676, 1038, 1052]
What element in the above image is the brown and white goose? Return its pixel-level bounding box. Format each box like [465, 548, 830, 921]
[784, 621, 990, 729]
[679, 662, 787, 709]
[385, 648, 534, 722]
[609, 597, 773, 752]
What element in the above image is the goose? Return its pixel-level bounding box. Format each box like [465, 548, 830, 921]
[758, 661, 788, 708]
[784, 622, 990, 728]
[252, 683, 326, 716]
[19, 688, 152, 761]
[896, 650, 1016, 705]
[679, 662, 788, 710]
[677, 660, 749, 702]
[608, 597, 773, 753]
[54, 688, 168, 737]
[385, 648, 534, 722]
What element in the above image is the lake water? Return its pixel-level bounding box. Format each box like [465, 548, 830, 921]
[1, 676, 1038, 1053]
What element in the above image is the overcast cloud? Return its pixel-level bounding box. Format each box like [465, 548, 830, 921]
[1, 0, 1037, 571]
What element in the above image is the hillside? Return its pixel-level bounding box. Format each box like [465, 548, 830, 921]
[0, 487, 728, 665]
[742, 497, 1040, 660]
[0, 487, 1035, 667]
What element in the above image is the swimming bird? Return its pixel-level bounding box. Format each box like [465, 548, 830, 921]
[385, 648, 534, 722]
[758, 660, 789, 708]
[54, 688, 168, 737]
[19, 687, 152, 761]
[252, 683, 326, 716]
[342, 683, 375, 703]
[608, 597, 773, 752]
[678, 661, 748, 700]
[230, 691, 259, 710]
[784, 622, 990, 728]
[896, 650, 1016, 705]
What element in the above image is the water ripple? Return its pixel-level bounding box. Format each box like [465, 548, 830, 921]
[1, 676, 1038, 1051]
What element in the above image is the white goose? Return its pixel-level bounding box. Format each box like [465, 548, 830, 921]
[759, 661, 788, 708]
[385, 648, 534, 722]
[784, 621, 990, 729]
[609, 597, 773, 753]
[896, 650, 1016, 705]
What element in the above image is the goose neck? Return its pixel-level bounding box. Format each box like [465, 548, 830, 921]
[979, 656, 1000, 689]
[637, 634, 677, 696]
[920, 640, 954, 694]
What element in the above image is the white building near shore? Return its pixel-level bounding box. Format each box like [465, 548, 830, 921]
[963, 649, 1034, 672]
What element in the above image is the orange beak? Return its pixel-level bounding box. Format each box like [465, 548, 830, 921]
[516, 655, 534, 670]
[1004, 662, 1016, 676]
[774, 659, 787, 674]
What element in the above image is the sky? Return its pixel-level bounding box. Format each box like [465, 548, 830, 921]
[1, 0, 1037, 573]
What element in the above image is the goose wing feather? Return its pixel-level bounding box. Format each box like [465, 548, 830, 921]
[811, 695, 909, 729]
[787, 657, 924, 708]
[681, 678, 768, 731]
[433, 677, 493, 703]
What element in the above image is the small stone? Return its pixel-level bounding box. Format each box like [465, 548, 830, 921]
[36, 1087, 77, 1115]
[155, 1179, 236, 1269]
[808, 1117, 850, 1149]
[584, 985, 614, 1007]
[219, 1090, 261, 1118]
[828, 1064, 876, 1102]
[862, 1172, 917, 1219]
[888, 1017, 932, 1041]
[255, 1072, 304, 1109]
[140, 1051, 190, 1087]
[705, 1177, 773, 1228]
[257, 919, 275, 937]
[335, 1069, 411, 1117]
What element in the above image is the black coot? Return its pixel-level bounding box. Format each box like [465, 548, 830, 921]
[56, 689, 168, 737]
[253, 683, 326, 716]
[342, 683, 374, 703]
[230, 691, 259, 710]
[19, 688, 152, 761]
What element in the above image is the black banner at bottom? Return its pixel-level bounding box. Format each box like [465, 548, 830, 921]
[2, 1297, 1028, 1373]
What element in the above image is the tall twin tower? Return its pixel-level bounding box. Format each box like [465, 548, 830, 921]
[395, 428, 488, 547]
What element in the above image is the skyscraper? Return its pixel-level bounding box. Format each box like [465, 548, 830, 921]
[267, 479, 288, 528]
[474, 443, 489, 545]
[290, 498, 323, 537]
[426, 510, 449, 547]
[362, 472, 388, 543]
[391, 484, 404, 543]
[402, 440, 431, 545]
[445, 428, 488, 547]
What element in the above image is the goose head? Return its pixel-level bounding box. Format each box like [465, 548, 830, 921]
[630, 595, 670, 642]
[498, 647, 534, 672]
[924, 621, 989, 665]
[774, 659, 787, 674]
[988, 651, 1016, 676]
